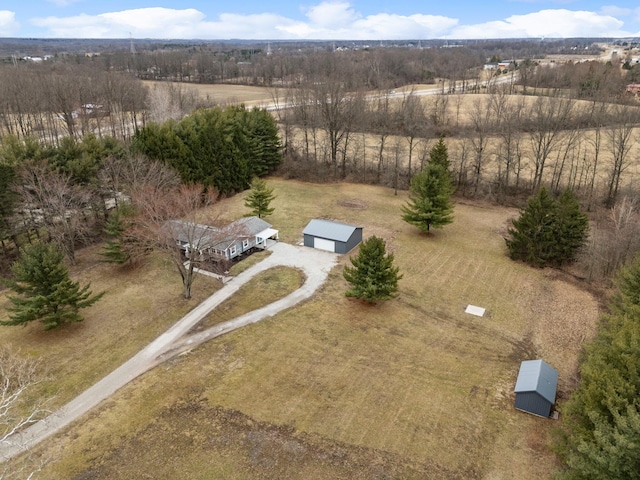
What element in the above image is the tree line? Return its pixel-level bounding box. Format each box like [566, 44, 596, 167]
[0, 105, 281, 268]
[556, 255, 640, 479]
[275, 74, 640, 209]
[132, 105, 281, 194]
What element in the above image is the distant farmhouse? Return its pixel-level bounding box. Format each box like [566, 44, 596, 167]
[170, 216, 278, 261]
[483, 61, 513, 71]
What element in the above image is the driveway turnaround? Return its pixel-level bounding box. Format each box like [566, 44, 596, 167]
[0, 242, 338, 462]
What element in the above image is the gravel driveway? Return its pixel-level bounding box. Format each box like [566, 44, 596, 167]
[0, 242, 338, 461]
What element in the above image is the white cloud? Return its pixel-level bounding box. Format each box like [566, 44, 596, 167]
[352, 14, 458, 39]
[448, 9, 628, 39]
[46, 0, 83, 7]
[0, 10, 20, 36]
[26, 4, 640, 40]
[304, 2, 360, 28]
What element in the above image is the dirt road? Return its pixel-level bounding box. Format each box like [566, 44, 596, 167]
[0, 242, 338, 461]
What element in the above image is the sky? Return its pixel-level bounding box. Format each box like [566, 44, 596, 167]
[2, 0, 640, 40]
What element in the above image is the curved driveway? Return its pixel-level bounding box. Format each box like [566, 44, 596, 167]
[0, 242, 338, 461]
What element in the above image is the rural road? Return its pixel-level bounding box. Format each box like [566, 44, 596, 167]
[0, 242, 338, 462]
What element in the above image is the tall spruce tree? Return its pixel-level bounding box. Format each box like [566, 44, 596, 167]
[1, 243, 104, 330]
[100, 205, 133, 264]
[429, 136, 450, 170]
[343, 236, 402, 303]
[244, 178, 276, 219]
[402, 164, 454, 233]
[553, 189, 590, 264]
[506, 188, 588, 267]
[505, 187, 557, 267]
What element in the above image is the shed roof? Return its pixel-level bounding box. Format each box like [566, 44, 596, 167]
[303, 219, 360, 242]
[514, 359, 558, 404]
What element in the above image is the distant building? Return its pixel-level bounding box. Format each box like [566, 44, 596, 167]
[626, 84, 640, 95]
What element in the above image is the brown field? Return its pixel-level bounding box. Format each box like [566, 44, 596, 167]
[9, 179, 602, 479]
[142, 80, 283, 108]
[164, 82, 640, 194]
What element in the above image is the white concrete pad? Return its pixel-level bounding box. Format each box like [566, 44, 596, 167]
[465, 305, 486, 317]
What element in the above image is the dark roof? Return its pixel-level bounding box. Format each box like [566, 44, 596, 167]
[514, 359, 558, 404]
[303, 219, 360, 242]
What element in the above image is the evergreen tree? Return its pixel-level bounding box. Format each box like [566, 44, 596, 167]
[505, 187, 558, 267]
[506, 188, 589, 267]
[612, 255, 640, 313]
[556, 258, 640, 480]
[0, 163, 18, 248]
[343, 236, 402, 303]
[132, 105, 281, 195]
[1, 243, 104, 330]
[244, 178, 276, 219]
[402, 164, 454, 233]
[100, 205, 133, 264]
[429, 136, 450, 170]
[553, 189, 589, 264]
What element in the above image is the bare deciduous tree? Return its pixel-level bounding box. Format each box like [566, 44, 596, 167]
[490, 92, 524, 203]
[130, 183, 223, 299]
[605, 104, 639, 206]
[400, 90, 426, 176]
[527, 96, 574, 191]
[16, 161, 93, 265]
[580, 197, 640, 281]
[0, 347, 48, 480]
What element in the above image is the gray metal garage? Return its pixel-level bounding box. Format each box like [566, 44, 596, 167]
[303, 219, 363, 254]
[514, 359, 558, 418]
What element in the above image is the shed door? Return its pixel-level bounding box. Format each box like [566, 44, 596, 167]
[313, 237, 335, 252]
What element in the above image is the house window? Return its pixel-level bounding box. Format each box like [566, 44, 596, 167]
[229, 245, 237, 256]
[242, 239, 250, 249]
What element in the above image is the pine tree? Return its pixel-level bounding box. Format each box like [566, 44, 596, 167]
[402, 164, 454, 233]
[505, 187, 557, 267]
[553, 189, 589, 265]
[429, 136, 450, 170]
[343, 236, 402, 303]
[1, 243, 104, 330]
[100, 205, 133, 264]
[244, 178, 276, 219]
[506, 188, 589, 267]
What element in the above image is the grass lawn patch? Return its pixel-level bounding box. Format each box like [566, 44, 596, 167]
[0, 245, 221, 412]
[194, 266, 305, 331]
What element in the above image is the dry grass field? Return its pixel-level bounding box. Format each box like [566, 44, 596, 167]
[140, 82, 640, 198]
[0, 249, 221, 413]
[9, 179, 601, 479]
[142, 81, 282, 108]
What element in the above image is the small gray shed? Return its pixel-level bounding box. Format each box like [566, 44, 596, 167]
[303, 219, 362, 254]
[514, 359, 558, 418]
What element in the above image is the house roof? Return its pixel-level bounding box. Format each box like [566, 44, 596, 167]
[514, 359, 558, 404]
[231, 216, 272, 236]
[303, 219, 361, 242]
[168, 216, 272, 251]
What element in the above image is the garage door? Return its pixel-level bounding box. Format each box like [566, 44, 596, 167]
[313, 237, 335, 252]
